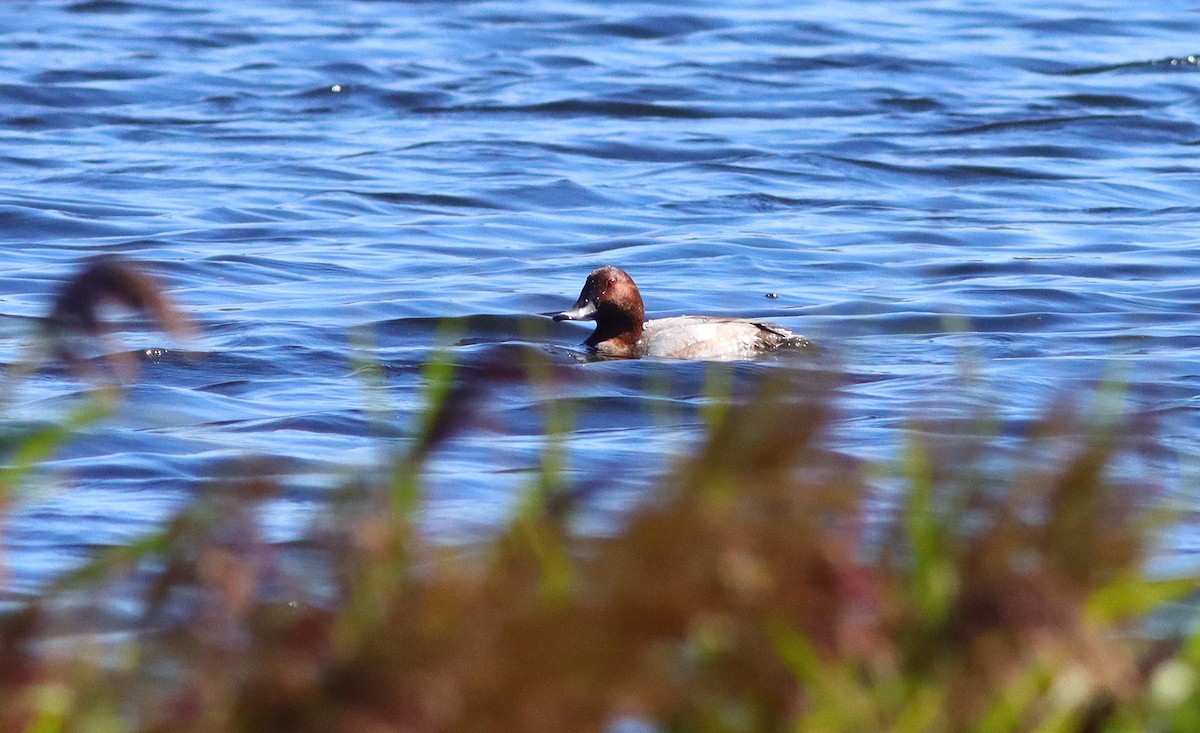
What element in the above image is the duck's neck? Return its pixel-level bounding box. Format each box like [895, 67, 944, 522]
[586, 311, 643, 356]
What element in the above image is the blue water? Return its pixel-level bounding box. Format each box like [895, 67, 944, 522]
[2, 0, 1200, 594]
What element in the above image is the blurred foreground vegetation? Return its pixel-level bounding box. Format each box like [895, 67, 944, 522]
[1, 258, 1199, 733]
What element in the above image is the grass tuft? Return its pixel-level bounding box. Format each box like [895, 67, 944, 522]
[0, 258, 1195, 732]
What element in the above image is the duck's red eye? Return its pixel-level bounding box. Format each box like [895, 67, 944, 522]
[606, 278, 616, 288]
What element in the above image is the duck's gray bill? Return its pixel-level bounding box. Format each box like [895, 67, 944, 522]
[552, 300, 597, 321]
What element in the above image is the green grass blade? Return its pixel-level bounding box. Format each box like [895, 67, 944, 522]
[0, 394, 114, 503]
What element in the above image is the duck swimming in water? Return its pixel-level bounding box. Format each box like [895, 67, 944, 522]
[553, 265, 806, 360]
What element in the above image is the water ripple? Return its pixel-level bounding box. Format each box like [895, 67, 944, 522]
[2, 0, 1200, 590]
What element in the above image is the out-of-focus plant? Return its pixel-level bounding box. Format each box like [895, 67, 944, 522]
[1, 255, 192, 502]
[41, 254, 192, 373]
[0, 258, 1196, 733]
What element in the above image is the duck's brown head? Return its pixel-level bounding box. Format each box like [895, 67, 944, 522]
[553, 265, 645, 356]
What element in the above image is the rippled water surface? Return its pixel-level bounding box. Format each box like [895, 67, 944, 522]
[3, 0, 1200, 592]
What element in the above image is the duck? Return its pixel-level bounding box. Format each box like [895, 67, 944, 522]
[552, 265, 806, 360]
